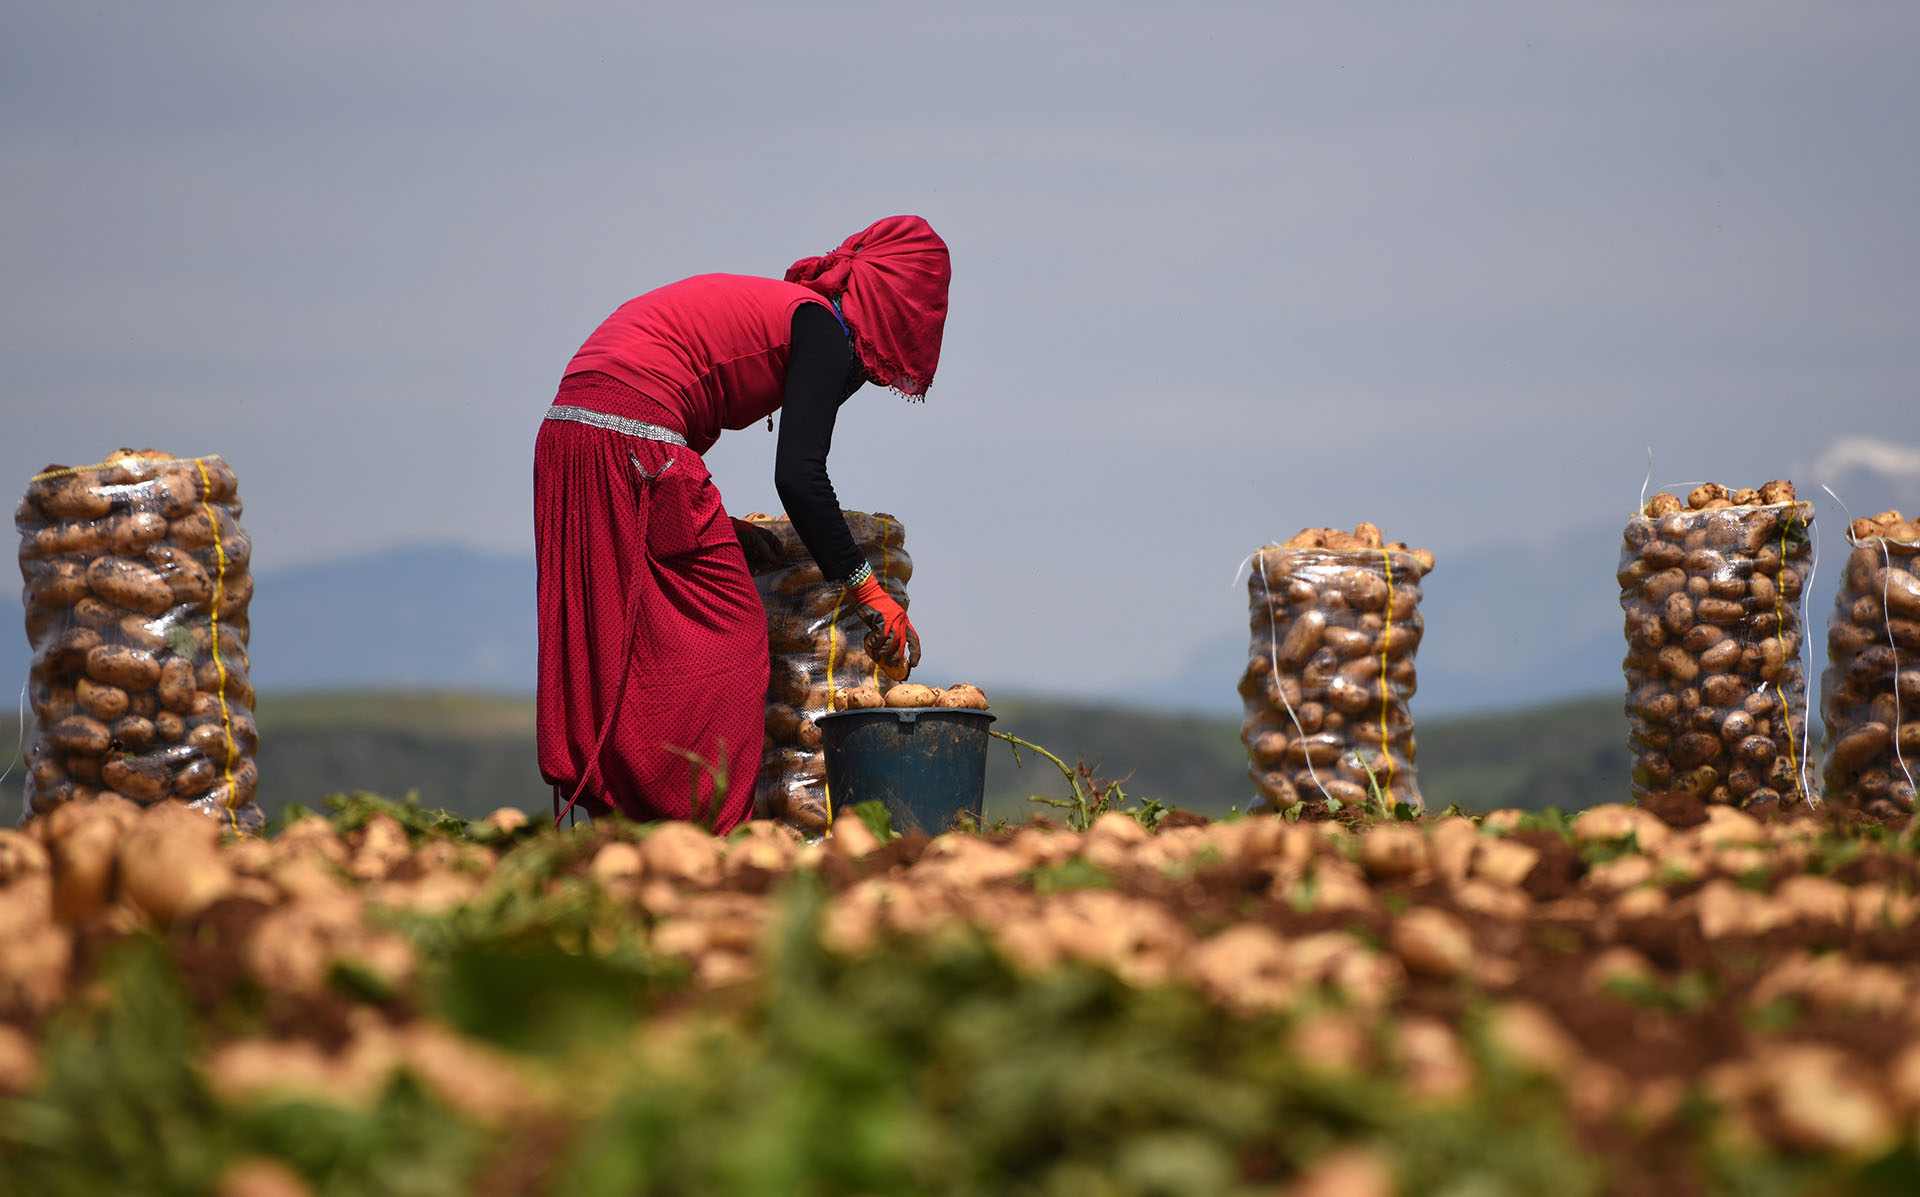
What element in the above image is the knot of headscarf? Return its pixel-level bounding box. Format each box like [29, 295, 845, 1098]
[786, 214, 950, 397]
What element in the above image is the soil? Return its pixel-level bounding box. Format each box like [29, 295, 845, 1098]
[14, 797, 1920, 1196]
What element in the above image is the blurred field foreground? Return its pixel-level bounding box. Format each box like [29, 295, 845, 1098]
[1, 690, 1635, 826]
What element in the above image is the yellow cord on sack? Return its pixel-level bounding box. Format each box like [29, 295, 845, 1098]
[870, 515, 895, 687]
[31, 451, 220, 482]
[1771, 509, 1809, 805]
[821, 589, 849, 826]
[191, 459, 242, 832]
[1375, 548, 1396, 787]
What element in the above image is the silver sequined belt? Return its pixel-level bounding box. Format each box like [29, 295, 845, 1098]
[544, 405, 689, 447]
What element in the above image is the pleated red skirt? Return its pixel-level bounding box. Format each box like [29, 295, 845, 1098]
[533, 377, 767, 831]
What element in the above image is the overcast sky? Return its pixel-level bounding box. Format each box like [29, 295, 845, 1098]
[5, 2, 1919, 706]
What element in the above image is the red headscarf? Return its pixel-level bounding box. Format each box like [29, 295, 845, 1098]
[785, 215, 950, 397]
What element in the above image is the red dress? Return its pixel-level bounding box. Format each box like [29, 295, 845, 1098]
[534, 276, 832, 830]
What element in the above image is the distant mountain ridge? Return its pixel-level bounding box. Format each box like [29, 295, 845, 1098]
[5, 537, 1633, 715]
[4, 443, 1915, 718]
[2, 544, 540, 702]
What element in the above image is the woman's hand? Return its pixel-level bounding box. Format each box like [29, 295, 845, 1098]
[849, 574, 920, 672]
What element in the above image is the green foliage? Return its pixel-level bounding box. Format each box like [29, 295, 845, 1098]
[1511, 807, 1576, 840]
[7, 846, 1914, 1196]
[848, 799, 898, 843]
[551, 880, 1606, 1197]
[1026, 856, 1117, 895]
[1600, 969, 1720, 1016]
[0, 938, 487, 1197]
[993, 730, 1170, 832]
[325, 790, 474, 842]
[380, 834, 682, 1054]
[0, 939, 229, 1195]
[1576, 833, 1641, 865]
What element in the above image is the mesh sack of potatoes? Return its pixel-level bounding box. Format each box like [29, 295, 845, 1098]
[744, 510, 912, 838]
[1239, 524, 1433, 813]
[15, 450, 262, 832]
[1617, 481, 1817, 811]
[1818, 508, 1920, 816]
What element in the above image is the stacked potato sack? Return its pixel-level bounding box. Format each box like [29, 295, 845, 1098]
[1618, 481, 1815, 810]
[15, 450, 261, 831]
[745, 511, 910, 837]
[1239, 524, 1433, 812]
[1820, 508, 1920, 815]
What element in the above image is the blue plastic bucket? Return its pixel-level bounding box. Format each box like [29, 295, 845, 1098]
[817, 707, 997, 835]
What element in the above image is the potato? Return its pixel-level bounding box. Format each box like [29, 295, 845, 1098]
[39, 627, 102, 678]
[34, 518, 115, 557]
[48, 715, 111, 757]
[215, 570, 255, 619]
[153, 710, 187, 742]
[75, 677, 130, 722]
[1884, 568, 1920, 620]
[185, 721, 235, 757]
[85, 555, 172, 615]
[173, 758, 217, 799]
[769, 562, 827, 597]
[32, 682, 78, 727]
[101, 755, 173, 803]
[204, 756, 259, 807]
[194, 456, 238, 501]
[72, 597, 121, 629]
[145, 469, 202, 519]
[100, 447, 175, 482]
[883, 683, 938, 708]
[227, 708, 258, 754]
[765, 703, 802, 743]
[116, 806, 231, 922]
[1276, 609, 1327, 671]
[935, 683, 991, 710]
[33, 473, 114, 521]
[85, 644, 163, 692]
[765, 658, 817, 708]
[113, 612, 166, 653]
[145, 544, 215, 606]
[106, 510, 169, 554]
[185, 691, 225, 720]
[204, 528, 252, 571]
[110, 715, 157, 752]
[834, 684, 885, 711]
[196, 658, 253, 705]
[166, 504, 233, 548]
[26, 559, 90, 608]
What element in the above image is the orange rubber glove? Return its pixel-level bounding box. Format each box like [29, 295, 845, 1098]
[849, 574, 920, 673]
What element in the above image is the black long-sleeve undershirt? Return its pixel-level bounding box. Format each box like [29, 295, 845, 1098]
[772, 303, 869, 583]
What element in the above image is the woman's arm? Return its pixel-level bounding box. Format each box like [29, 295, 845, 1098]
[773, 303, 868, 582]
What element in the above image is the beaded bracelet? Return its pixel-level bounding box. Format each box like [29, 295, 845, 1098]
[843, 561, 874, 589]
